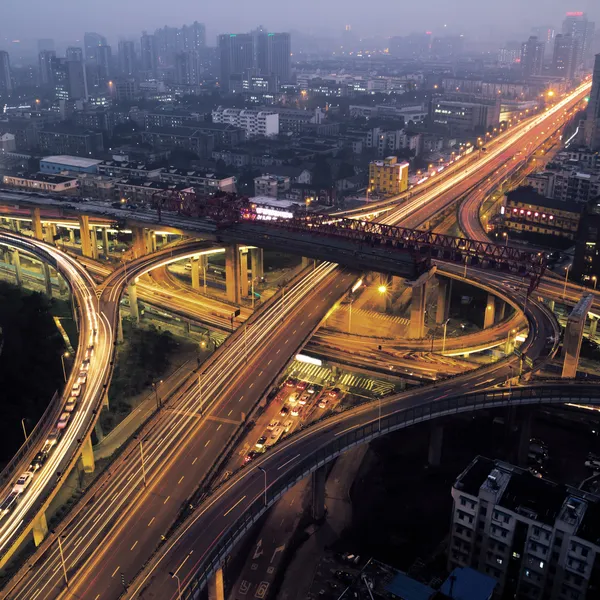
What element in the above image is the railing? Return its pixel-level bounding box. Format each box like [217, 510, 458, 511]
[179, 383, 600, 598]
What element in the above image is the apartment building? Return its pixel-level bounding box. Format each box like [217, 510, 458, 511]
[368, 156, 409, 197]
[212, 107, 279, 137]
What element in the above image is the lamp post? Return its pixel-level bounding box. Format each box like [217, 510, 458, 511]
[52, 531, 69, 588]
[593, 276, 597, 291]
[258, 466, 267, 506]
[442, 318, 450, 354]
[348, 298, 353, 334]
[563, 264, 571, 298]
[152, 380, 163, 410]
[463, 255, 468, 278]
[503, 231, 509, 247]
[60, 352, 70, 383]
[21, 418, 28, 442]
[169, 572, 182, 600]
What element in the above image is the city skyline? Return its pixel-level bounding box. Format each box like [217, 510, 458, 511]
[1, 0, 600, 48]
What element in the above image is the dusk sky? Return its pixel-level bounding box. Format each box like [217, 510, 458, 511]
[1, 0, 600, 45]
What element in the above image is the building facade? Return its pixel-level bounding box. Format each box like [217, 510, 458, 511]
[368, 156, 409, 197]
[212, 107, 279, 137]
[450, 456, 600, 600]
[0, 51, 12, 95]
[587, 54, 600, 151]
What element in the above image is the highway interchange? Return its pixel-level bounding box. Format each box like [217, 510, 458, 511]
[0, 80, 594, 598]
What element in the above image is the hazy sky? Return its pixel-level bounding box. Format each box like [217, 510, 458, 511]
[2, 0, 600, 46]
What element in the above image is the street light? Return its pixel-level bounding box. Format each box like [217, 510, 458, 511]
[442, 318, 450, 354]
[592, 276, 597, 291]
[152, 380, 163, 410]
[169, 572, 182, 600]
[257, 466, 267, 506]
[503, 231, 509, 247]
[21, 418, 28, 442]
[51, 530, 69, 588]
[563, 264, 571, 298]
[60, 352, 70, 383]
[378, 285, 387, 294]
[138, 437, 147, 487]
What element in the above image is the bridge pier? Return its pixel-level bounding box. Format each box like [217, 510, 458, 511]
[58, 272, 68, 296]
[408, 281, 427, 339]
[43, 224, 55, 245]
[11, 249, 22, 286]
[251, 247, 264, 280]
[31, 208, 43, 240]
[90, 227, 99, 260]
[94, 421, 104, 444]
[191, 257, 200, 291]
[547, 299, 555, 313]
[102, 227, 110, 258]
[32, 511, 49, 546]
[240, 248, 249, 299]
[117, 309, 124, 343]
[590, 317, 598, 341]
[435, 277, 452, 325]
[562, 295, 594, 378]
[78, 215, 93, 258]
[80, 434, 95, 473]
[225, 246, 241, 304]
[428, 423, 444, 467]
[311, 464, 327, 521]
[128, 281, 140, 324]
[145, 230, 157, 254]
[132, 227, 146, 258]
[484, 294, 496, 329]
[497, 301, 506, 323]
[208, 567, 225, 600]
[69, 228, 75, 245]
[42, 262, 53, 298]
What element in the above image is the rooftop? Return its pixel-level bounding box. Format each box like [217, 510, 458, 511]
[439, 567, 497, 600]
[506, 186, 583, 213]
[42, 155, 103, 168]
[4, 172, 77, 184]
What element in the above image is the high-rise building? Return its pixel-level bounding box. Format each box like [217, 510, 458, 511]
[552, 34, 578, 80]
[174, 52, 200, 86]
[218, 33, 255, 91]
[140, 32, 158, 77]
[37, 39, 55, 53]
[38, 50, 56, 86]
[449, 456, 600, 599]
[563, 12, 595, 72]
[118, 41, 137, 77]
[84, 32, 107, 63]
[181, 21, 206, 52]
[520, 36, 545, 77]
[65, 47, 88, 100]
[256, 32, 291, 83]
[96, 45, 112, 85]
[154, 22, 206, 68]
[586, 54, 600, 151]
[532, 26, 555, 56]
[368, 156, 409, 196]
[66, 47, 84, 63]
[0, 51, 12, 95]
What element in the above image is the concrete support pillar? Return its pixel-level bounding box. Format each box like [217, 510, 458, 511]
[191, 257, 200, 291]
[145, 230, 157, 254]
[132, 227, 146, 258]
[250, 248, 264, 280]
[102, 227, 110, 258]
[435, 277, 452, 325]
[497, 301, 506, 323]
[184, 320, 191, 335]
[240, 248, 249, 299]
[208, 568, 225, 600]
[428, 423, 444, 467]
[117, 309, 124, 343]
[80, 434, 95, 473]
[590, 317, 598, 341]
[311, 465, 327, 521]
[57, 271, 68, 296]
[31, 208, 43, 240]
[128, 282, 140, 324]
[44, 225, 54, 245]
[42, 262, 53, 298]
[562, 295, 594, 378]
[94, 421, 104, 444]
[102, 392, 109, 410]
[517, 409, 533, 467]
[547, 299, 555, 313]
[90, 227, 99, 260]
[484, 294, 496, 329]
[408, 282, 427, 339]
[391, 276, 404, 292]
[12, 249, 22, 286]
[78, 215, 93, 258]
[11, 218, 20, 233]
[301, 256, 310, 268]
[69, 229, 75, 245]
[32, 511, 48, 546]
[225, 246, 241, 304]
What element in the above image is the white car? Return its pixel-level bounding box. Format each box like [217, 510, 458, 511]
[13, 471, 34, 494]
[57, 412, 71, 430]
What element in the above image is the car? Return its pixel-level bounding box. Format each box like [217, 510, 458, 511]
[285, 378, 297, 388]
[298, 394, 308, 406]
[70, 386, 82, 398]
[307, 386, 316, 394]
[280, 406, 289, 417]
[328, 388, 341, 399]
[267, 420, 280, 430]
[57, 412, 71, 430]
[80, 361, 90, 373]
[30, 452, 48, 472]
[12, 471, 34, 494]
[244, 450, 259, 464]
[318, 399, 328, 409]
[296, 381, 307, 391]
[288, 393, 298, 404]
[291, 407, 300, 417]
[65, 399, 77, 412]
[283, 420, 293, 432]
[46, 428, 62, 447]
[0, 492, 20, 516]
[255, 436, 268, 449]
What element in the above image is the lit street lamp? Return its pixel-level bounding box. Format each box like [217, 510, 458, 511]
[60, 352, 70, 383]
[152, 380, 163, 410]
[51, 530, 69, 588]
[503, 231, 509, 247]
[592, 276, 597, 291]
[257, 466, 267, 506]
[563, 264, 571, 298]
[442, 318, 451, 354]
[169, 572, 182, 600]
[21, 418, 28, 442]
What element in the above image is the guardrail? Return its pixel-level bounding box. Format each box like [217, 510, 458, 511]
[179, 383, 600, 599]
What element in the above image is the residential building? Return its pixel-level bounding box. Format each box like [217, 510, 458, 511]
[563, 12, 595, 71]
[502, 186, 582, 240]
[212, 107, 279, 137]
[256, 32, 291, 83]
[268, 107, 324, 133]
[114, 79, 137, 102]
[552, 34, 578, 80]
[254, 174, 290, 198]
[118, 41, 137, 77]
[140, 32, 158, 77]
[450, 456, 600, 599]
[520, 36, 545, 77]
[140, 126, 214, 157]
[218, 33, 254, 91]
[368, 156, 409, 197]
[98, 160, 163, 179]
[74, 109, 114, 135]
[524, 172, 556, 197]
[38, 125, 104, 156]
[587, 54, 600, 151]
[38, 50, 56, 86]
[573, 202, 600, 284]
[3, 172, 78, 193]
[194, 123, 245, 148]
[144, 108, 204, 129]
[114, 179, 193, 203]
[96, 45, 112, 86]
[174, 51, 200, 86]
[0, 51, 12, 95]
[40, 155, 103, 174]
[159, 168, 236, 195]
[0, 133, 16, 152]
[552, 168, 600, 204]
[51, 56, 87, 101]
